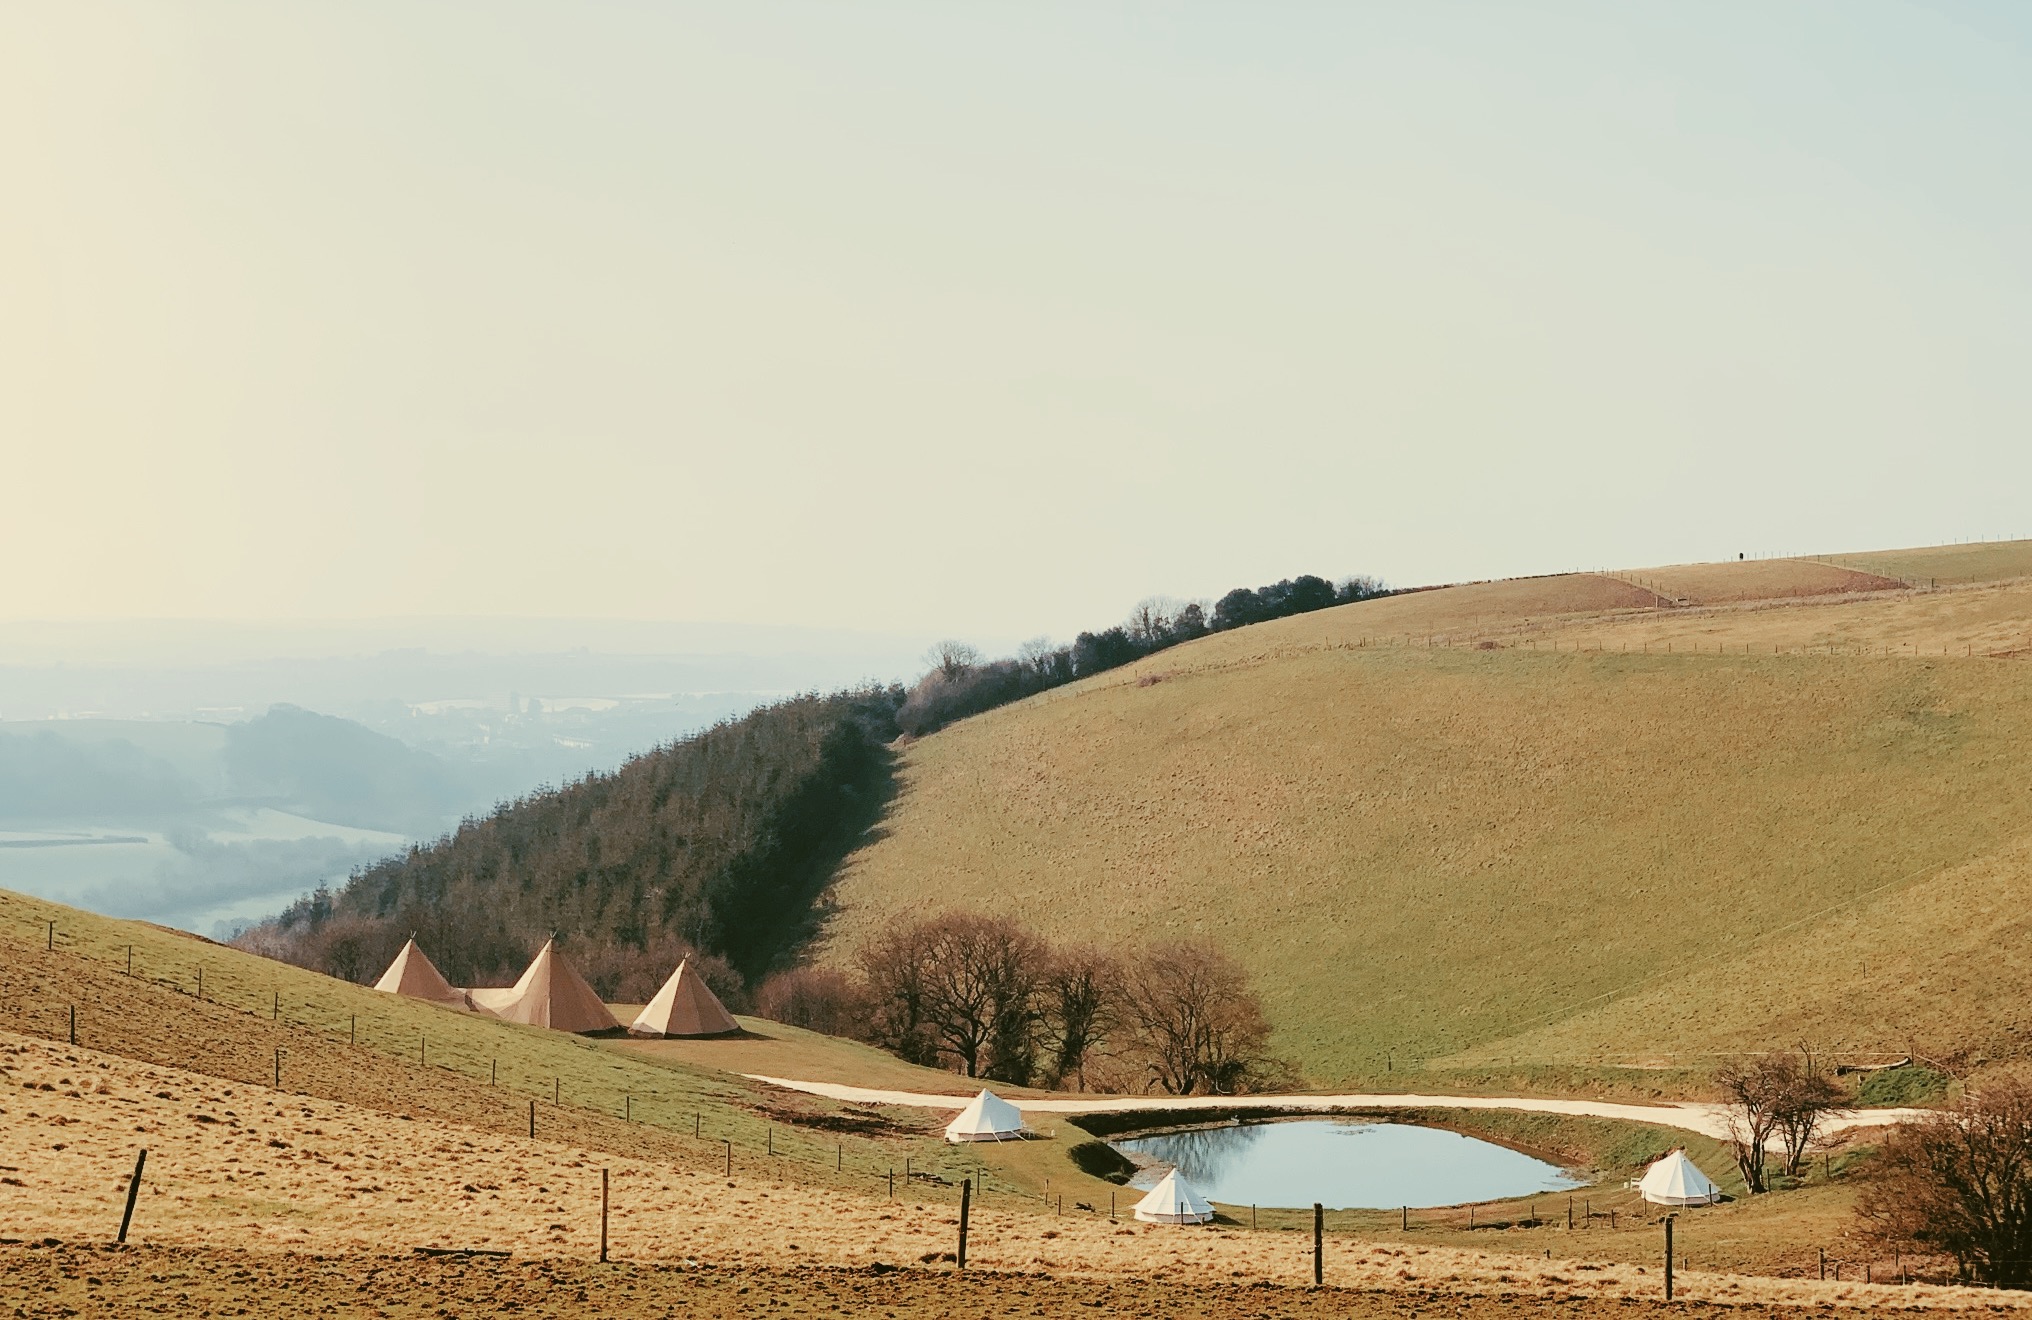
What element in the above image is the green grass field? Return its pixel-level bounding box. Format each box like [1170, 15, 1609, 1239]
[829, 546, 2032, 1088]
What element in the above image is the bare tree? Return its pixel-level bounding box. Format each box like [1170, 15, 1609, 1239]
[864, 913, 1046, 1081]
[1861, 1078, 2032, 1287]
[1125, 598, 1179, 648]
[925, 639, 981, 681]
[857, 922, 939, 1066]
[1774, 1047, 1846, 1178]
[1120, 939, 1276, 1095]
[1017, 636, 1058, 677]
[1039, 946, 1121, 1091]
[1715, 1056, 1789, 1193]
[756, 966, 868, 1039]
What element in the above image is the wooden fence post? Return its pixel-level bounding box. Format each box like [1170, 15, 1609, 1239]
[274, 1048, 281, 1089]
[350, 1015, 356, 1045]
[68, 1006, 75, 1045]
[600, 1168, 609, 1263]
[724, 1140, 731, 1178]
[1665, 1216, 1675, 1301]
[1313, 1203, 1324, 1287]
[117, 1149, 147, 1243]
[529, 1099, 535, 1139]
[958, 1178, 971, 1270]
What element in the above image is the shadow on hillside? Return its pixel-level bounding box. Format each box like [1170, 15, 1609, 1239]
[708, 735, 899, 985]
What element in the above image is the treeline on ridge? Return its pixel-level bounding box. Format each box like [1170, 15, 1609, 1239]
[235, 687, 906, 1003]
[897, 571, 1385, 736]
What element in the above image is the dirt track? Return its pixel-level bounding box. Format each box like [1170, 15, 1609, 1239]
[745, 1075, 1932, 1144]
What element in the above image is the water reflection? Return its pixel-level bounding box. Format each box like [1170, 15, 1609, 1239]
[1113, 1119, 1583, 1210]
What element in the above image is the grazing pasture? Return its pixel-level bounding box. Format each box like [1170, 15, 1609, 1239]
[829, 547, 2032, 1087]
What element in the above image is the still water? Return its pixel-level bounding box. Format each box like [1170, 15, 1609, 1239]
[1112, 1119, 1584, 1210]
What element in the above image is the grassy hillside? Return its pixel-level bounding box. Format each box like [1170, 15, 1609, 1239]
[0, 887, 955, 1184]
[827, 547, 2032, 1086]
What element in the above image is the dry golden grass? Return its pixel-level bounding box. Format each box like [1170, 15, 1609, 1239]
[0, 890, 953, 1183]
[832, 608, 2032, 1084]
[1546, 580, 2032, 658]
[1610, 560, 1904, 606]
[2, 1032, 2014, 1312]
[1820, 540, 2032, 586]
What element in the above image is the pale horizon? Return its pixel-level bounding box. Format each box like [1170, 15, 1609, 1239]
[7, 1, 2032, 645]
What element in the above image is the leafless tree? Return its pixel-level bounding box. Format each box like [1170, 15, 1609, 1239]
[1860, 1078, 2032, 1287]
[755, 966, 868, 1038]
[1039, 946, 1122, 1091]
[1125, 598, 1180, 647]
[1774, 1047, 1847, 1177]
[857, 921, 938, 1066]
[1017, 636, 1058, 676]
[1120, 939, 1276, 1095]
[1715, 1056, 1789, 1193]
[863, 913, 1047, 1081]
[925, 639, 981, 681]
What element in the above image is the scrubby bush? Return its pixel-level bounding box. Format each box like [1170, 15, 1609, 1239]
[756, 966, 870, 1039]
[1861, 1078, 2032, 1286]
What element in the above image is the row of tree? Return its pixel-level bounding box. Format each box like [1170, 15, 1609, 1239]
[896, 573, 1386, 737]
[759, 913, 1284, 1095]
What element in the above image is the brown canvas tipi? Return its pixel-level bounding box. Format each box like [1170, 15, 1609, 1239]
[629, 958, 740, 1038]
[371, 938, 471, 1010]
[468, 938, 621, 1034]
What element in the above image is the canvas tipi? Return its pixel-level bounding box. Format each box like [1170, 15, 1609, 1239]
[629, 958, 740, 1038]
[944, 1089, 1029, 1143]
[1635, 1149, 1721, 1206]
[467, 938, 622, 1034]
[1133, 1169, 1216, 1224]
[371, 938, 471, 1010]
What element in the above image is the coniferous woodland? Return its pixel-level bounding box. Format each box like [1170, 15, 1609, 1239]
[239, 570, 1382, 1021]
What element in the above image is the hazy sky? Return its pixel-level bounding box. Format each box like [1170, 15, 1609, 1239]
[6, 2, 2031, 643]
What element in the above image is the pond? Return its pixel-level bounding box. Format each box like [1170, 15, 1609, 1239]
[1111, 1118, 1585, 1210]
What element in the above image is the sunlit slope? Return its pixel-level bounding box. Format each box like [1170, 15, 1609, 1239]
[0, 888, 942, 1179]
[1821, 538, 2032, 587]
[831, 641, 2032, 1083]
[1450, 831, 2032, 1073]
[1555, 579, 2032, 657]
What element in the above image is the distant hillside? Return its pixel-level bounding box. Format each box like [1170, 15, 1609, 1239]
[824, 544, 2032, 1087]
[248, 687, 904, 1001]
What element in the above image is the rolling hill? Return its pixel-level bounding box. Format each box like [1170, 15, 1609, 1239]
[825, 543, 2032, 1087]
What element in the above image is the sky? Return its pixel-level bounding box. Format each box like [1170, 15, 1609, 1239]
[5, 1, 2031, 646]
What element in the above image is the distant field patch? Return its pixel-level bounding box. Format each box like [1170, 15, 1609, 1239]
[1618, 559, 1903, 606]
[1820, 539, 2032, 587]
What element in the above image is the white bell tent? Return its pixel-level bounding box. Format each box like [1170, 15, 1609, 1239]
[1636, 1149, 1721, 1206]
[1133, 1168, 1216, 1224]
[943, 1088, 1029, 1143]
